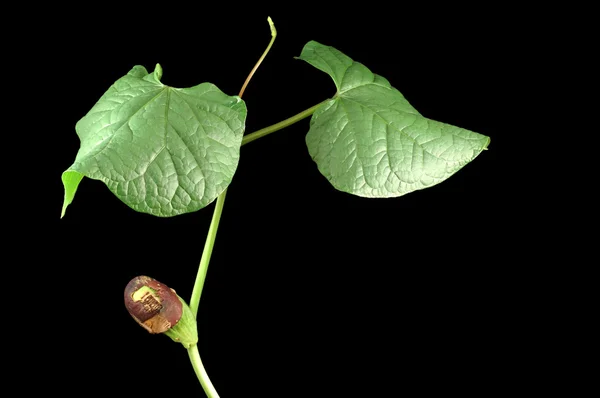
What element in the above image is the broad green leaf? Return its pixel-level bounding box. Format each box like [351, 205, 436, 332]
[62, 64, 246, 217]
[298, 41, 490, 197]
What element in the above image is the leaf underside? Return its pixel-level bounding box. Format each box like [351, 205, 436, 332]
[298, 41, 490, 198]
[62, 64, 247, 217]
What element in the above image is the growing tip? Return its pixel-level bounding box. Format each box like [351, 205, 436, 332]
[154, 63, 163, 82]
[267, 16, 276, 37]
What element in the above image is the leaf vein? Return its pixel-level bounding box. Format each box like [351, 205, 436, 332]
[92, 88, 166, 163]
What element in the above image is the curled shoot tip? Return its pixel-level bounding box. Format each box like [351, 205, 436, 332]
[267, 16, 277, 37]
[238, 17, 278, 98]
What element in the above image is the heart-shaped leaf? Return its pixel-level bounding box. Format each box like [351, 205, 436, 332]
[298, 41, 490, 197]
[62, 64, 246, 217]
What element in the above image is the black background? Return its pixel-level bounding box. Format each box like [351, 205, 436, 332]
[33, 4, 522, 397]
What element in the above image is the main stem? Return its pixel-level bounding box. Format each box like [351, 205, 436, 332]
[188, 345, 220, 398]
[186, 17, 277, 398]
[185, 17, 332, 398]
[189, 16, 278, 318]
[189, 190, 227, 317]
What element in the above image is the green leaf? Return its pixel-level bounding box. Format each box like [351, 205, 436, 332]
[298, 41, 490, 198]
[62, 64, 247, 217]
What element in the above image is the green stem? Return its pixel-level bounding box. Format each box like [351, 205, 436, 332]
[189, 189, 227, 317]
[188, 345, 220, 398]
[186, 16, 330, 398]
[190, 16, 278, 317]
[187, 16, 278, 398]
[241, 100, 327, 146]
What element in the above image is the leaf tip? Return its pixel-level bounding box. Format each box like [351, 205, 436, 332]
[484, 136, 491, 150]
[61, 170, 84, 220]
[478, 135, 491, 151]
